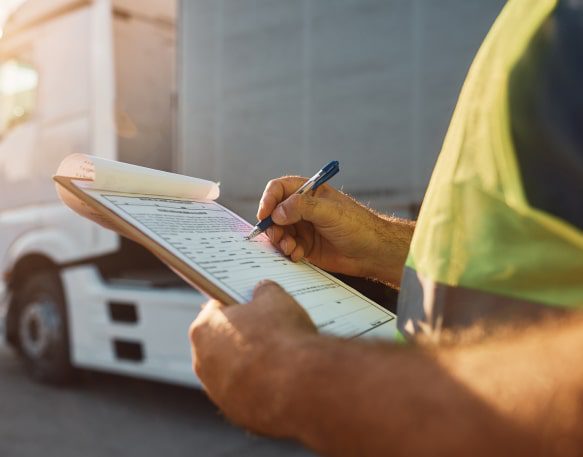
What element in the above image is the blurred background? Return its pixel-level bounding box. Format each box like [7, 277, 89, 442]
[0, 1, 504, 455]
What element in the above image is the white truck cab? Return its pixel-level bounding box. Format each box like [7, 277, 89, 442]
[0, 0, 504, 386]
[0, 0, 203, 386]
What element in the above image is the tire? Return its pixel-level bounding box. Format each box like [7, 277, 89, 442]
[15, 270, 75, 384]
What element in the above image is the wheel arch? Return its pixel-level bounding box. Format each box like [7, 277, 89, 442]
[6, 253, 61, 347]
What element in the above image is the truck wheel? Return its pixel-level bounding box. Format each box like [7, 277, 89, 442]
[15, 271, 74, 384]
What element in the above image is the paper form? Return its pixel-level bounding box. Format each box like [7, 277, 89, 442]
[82, 189, 397, 340]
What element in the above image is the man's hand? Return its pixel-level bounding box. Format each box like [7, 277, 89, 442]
[192, 296, 583, 456]
[257, 176, 415, 287]
[189, 280, 317, 436]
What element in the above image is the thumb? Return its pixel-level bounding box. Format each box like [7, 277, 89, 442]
[271, 194, 340, 227]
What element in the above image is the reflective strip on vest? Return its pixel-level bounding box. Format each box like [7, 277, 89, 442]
[397, 267, 569, 340]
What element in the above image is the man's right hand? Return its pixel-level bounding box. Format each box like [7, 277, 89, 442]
[257, 176, 415, 287]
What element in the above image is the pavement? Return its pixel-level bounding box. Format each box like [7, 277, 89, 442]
[0, 346, 314, 457]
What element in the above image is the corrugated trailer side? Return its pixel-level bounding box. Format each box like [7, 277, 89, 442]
[178, 0, 505, 221]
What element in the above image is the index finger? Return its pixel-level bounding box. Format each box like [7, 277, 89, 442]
[257, 176, 308, 220]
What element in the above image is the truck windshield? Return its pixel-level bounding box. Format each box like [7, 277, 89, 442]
[0, 58, 38, 135]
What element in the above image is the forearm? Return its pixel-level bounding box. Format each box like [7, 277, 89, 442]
[271, 336, 531, 456]
[363, 213, 415, 287]
[267, 317, 583, 457]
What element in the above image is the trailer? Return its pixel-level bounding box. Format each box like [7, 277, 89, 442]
[0, 0, 504, 385]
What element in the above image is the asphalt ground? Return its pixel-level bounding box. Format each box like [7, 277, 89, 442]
[0, 346, 314, 457]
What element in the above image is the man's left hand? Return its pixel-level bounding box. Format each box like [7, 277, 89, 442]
[189, 280, 317, 434]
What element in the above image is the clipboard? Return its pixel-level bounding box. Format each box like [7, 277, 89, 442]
[53, 175, 239, 306]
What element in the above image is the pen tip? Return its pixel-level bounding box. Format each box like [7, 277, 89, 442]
[246, 227, 261, 240]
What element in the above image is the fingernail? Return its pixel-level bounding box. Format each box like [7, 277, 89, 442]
[273, 205, 286, 222]
[280, 239, 287, 252]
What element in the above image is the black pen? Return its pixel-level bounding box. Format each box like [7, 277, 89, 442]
[245, 161, 340, 240]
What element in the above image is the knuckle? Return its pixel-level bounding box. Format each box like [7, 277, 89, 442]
[266, 177, 287, 195]
[265, 179, 278, 191]
[207, 299, 223, 309]
[261, 181, 278, 202]
[189, 299, 222, 342]
[253, 279, 282, 298]
[189, 319, 202, 342]
[192, 359, 200, 377]
[257, 278, 278, 290]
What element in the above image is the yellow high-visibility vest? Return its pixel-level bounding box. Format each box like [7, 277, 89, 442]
[397, 0, 583, 339]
